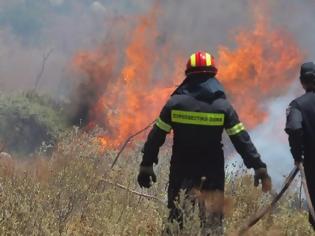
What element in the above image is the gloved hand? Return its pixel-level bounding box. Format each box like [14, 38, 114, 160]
[137, 165, 156, 188]
[254, 168, 272, 192]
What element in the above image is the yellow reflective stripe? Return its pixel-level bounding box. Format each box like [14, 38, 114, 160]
[226, 123, 245, 136]
[190, 54, 196, 67]
[171, 110, 224, 126]
[156, 118, 172, 132]
[206, 53, 212, 66]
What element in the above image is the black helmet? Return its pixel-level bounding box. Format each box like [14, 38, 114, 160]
[300, 62, 315, 84]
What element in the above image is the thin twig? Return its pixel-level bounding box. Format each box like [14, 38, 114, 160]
[110, 120, 155, 169]
[101, 179, 164, 204]
[34, 48, 54, 91]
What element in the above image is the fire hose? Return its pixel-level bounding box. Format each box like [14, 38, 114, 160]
[238, 163, 315, 235]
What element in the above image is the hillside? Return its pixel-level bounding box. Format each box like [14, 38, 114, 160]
[0, 129, 313, 235]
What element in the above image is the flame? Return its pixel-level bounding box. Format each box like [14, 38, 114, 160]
[218, 14, 303, 128]
[73, 6, 178, 148]
[73, 4, 303, 148]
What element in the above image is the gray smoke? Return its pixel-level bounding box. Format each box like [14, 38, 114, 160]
[156, 0, 315, 185]
[225, 81, 304, 187]
[2, 0, 313, 93]
[0, 0, 149, 95]
[250, 82, 304, 185]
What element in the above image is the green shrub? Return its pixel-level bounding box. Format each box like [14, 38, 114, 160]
[0, 92, 67, 155]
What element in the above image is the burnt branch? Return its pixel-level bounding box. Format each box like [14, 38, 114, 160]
[34, 48, 54, 91]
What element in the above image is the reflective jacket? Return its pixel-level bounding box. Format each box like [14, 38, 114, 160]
[141, 76, 266, 176]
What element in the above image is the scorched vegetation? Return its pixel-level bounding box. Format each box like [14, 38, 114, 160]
[0, 128, 313, 235]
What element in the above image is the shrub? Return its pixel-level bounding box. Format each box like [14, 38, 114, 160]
[0, 92, 67, 155]
[0, 129, 313, 235]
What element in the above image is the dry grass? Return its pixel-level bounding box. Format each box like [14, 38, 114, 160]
[0, 129, 313, 235]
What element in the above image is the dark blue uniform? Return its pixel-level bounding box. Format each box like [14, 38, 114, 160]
[141, 76, 266, 223]
[286, 91, 315, 229]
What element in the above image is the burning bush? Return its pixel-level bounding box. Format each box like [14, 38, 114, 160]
[72, 1, 303, 149]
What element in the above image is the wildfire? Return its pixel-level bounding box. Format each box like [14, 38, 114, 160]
[218, 15, 303, 128]
[73, 3, 303, 149]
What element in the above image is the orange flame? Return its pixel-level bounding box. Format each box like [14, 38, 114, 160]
[218, 15, 303, 128]
[73, 4, 303, 148]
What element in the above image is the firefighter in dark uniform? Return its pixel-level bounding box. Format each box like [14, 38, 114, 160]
[285, 62, 315, 230]
[137, 51, 271, 234]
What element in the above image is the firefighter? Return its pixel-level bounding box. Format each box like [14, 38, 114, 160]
[285, 62, 315, 230]
[137, 51, 271, 234]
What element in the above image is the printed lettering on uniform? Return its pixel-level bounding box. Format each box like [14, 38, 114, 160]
[171, 110, 224, 126]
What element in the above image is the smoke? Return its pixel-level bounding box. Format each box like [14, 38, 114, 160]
[154, 0, 315, 185]
[268, 0, 315, 60]
[71, 0, 304, 148]
[154, 0, 251, 53]
[249, 0, 315, 184]
[0, 0, 144, 94]
[49, 0, 64, 7]
[225, 81, 304, 187]
[234, 83, 304, 186]
[1, 1, 314, 92]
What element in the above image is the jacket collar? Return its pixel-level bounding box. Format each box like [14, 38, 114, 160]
[172, 76, 226, 102]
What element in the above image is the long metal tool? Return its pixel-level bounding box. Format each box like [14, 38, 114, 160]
[298, 162, 315, 222]
[238, 166, 299, 235]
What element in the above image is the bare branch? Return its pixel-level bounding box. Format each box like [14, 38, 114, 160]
[34, 48, 54, 91]
[110, 120, 155, 170]
[101, 179, 164, 204]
